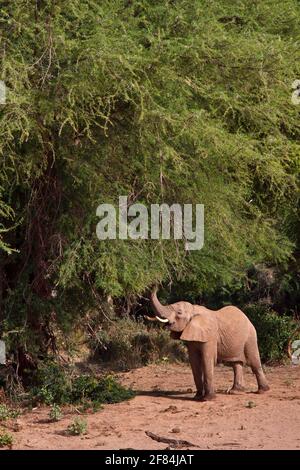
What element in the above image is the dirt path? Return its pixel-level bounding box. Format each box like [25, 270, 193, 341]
[2, 363, 300, 450]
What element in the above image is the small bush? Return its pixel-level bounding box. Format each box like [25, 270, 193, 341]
[49, 404, 63, 422]
[67, 418, 87, 436]
[0, 404, 20, 421]
[0, 432, 13, 448]
[93, 318, 187, 370]
[29, 360, 134, 407]
[244, 303, 297, 363]
[30, 361, 72, 405]
[71, 374, 135, 405]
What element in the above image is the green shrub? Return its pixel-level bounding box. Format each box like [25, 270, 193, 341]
[29, 360, 134, 407]
[71, 374, 135, 405]
[244, 303, 297, 363]
[94, 318, 187, 370]
[67, 418, 87, 436]
[0, 404, 20, 421]
[0, 432, 13, 448]
[70, 375, 99, 402]
[30, 361, 72, 405]
[49, 404, 63, 422]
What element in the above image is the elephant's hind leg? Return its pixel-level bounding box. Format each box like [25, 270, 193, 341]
[252, 363, 270, 393]
[228, 362, 245, 394]
[245, 335, 270, 393]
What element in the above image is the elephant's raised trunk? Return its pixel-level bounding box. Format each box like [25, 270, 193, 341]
[150, 287, 173, 321]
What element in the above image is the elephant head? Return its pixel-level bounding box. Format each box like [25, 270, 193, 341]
[147, 287, 216, 342]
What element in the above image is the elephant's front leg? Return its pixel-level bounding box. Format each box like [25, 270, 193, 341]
[187, 343, 204, 399]
[201, 342, 216, 401]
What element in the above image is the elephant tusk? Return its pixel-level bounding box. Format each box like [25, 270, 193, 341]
[144, 315, 158, 322]
[155, 316, 169, 323]
[144, 315, 169, 324]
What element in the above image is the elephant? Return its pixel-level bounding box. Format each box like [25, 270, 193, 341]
[146, 288, 269, 401]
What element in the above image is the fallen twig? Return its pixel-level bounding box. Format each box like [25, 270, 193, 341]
[145, 431, 200, 448]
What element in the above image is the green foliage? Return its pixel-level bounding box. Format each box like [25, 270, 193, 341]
[94, 318, 187, 369]
[245, 303, 297, 362]
[0, 432, 13, 448]
[31, 362, 72, 405]
[0, 404, 20, 421]
[0, 0, 299, 364]
[67, 418, 87, 436]
[49, 404, 63, 422]
[30, 360, 134, 406]
[71, 375, 135, 405]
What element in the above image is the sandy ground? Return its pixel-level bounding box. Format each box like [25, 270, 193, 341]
[1, 363, 300, 450]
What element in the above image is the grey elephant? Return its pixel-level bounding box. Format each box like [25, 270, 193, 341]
[146, 288, 269, 401]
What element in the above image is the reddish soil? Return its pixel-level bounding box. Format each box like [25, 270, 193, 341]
[1, 363, 300, 450]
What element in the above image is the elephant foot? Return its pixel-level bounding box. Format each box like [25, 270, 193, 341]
[256, 384, 270, 394]
[227, 385, 246, 395]
[193, 392, 203, 401]
[201, 393, 216, 402]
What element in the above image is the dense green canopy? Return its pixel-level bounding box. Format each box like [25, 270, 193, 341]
[0, 1, 299, 348]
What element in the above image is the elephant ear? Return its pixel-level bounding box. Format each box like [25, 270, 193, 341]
[180, 312, 216, 342]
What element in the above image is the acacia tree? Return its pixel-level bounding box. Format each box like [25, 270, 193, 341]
[0, 0, 299, 363]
